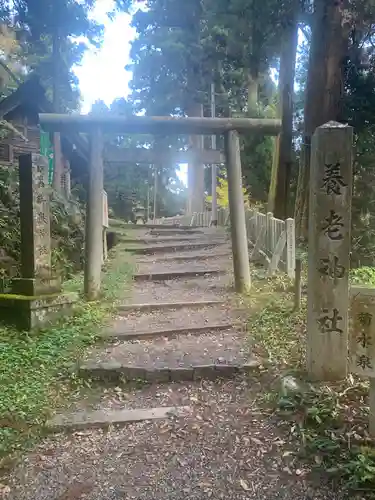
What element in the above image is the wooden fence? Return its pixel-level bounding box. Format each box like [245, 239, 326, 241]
[151, 208, 296, 278]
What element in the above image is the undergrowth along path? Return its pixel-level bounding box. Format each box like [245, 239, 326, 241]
[0, 250, 133, 466]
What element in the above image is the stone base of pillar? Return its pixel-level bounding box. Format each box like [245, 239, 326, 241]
[0, 292, 78, 330]
[11, 277, 61, 296]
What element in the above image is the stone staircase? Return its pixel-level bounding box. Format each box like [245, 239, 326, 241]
[49, 223, 259, 430]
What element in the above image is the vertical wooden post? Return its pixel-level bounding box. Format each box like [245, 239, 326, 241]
[286, 217, 296, 279]
[294, 257, 302, 311]
[84, 128, 104, 300]
[153, 164, 157, 222]
[307, 122, 353, 380]
[225, 130, 251, 293]
[211, 83, 218, 226]
[102, 229, 108, 262]
[266, 212, 275, 256]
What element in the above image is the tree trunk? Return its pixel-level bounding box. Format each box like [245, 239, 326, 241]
[52, 25, 63, 193]
[187, 101, 204, 213]
[295, 0, 349, 239]
[274, 12, 298, 220]
[247, 69, 260, 116]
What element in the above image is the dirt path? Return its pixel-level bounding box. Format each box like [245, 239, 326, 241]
[5, 225, 345, 500]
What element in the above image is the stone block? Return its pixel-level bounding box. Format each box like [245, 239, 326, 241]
[11, 277, 61, 296]
[170, 367, 194, 382]
[214, 364, 239, 378]
[145, 368, 171, 383]
[193, 365, 217, 381]
[48, 406, 192, 431]
[0, 292, 78, 330]
[122, 366, 147, 381]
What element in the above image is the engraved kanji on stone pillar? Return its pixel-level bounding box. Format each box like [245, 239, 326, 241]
[11, 153, 61, 296]
[307, 122, 353, 381]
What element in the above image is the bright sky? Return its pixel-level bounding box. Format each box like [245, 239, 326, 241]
[74, 1, 188, 184]
[74, 0, 135, 114]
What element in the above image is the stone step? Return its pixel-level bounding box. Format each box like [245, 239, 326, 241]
[123, 241, 225, 255]
[78, 359, 260, 383]
[105, 323, 234, 341]
[47, 406, 192, 431]
[110, 221, 200, 230]
[135, 257, 231, 275]
[110, 304, 237, 336]
[120, 236, 205, 244]
[116, 299, 226, 313]
[138, 251, 232, 263]
[149, 229, 203, 236]
[133, 268, 226, 281]
[79, 330, 256, 383]
[130, 274, 232, 304]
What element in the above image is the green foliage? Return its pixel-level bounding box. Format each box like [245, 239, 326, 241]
[50, 194, 85, 278]
[247, 273, 305, 366]
[0, 253, 133, 461]
[126, 0, 285, 201]
[350, 266, 375, 287]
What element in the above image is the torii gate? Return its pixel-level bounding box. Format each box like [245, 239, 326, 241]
[39, 114, 281, 299]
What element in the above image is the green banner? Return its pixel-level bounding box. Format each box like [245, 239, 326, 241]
[40, 130, 54, 185]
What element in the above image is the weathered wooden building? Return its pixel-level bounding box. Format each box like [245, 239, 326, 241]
[0, 75, 89, 195]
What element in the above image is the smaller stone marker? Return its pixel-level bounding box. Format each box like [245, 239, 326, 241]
[350, 288, 375, 378]
[0, 153, 77, 330]
[307, 122, 353, 381]
[11, 153, 60, 296]
[350, 287, 375, 436]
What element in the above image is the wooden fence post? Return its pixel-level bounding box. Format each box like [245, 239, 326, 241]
[307, 122, 353, 381]
[84, 128, 104, 300]
[286, 217, 296, 279]
[225, 130, 251, 292]
[294, 257, 302, 311]
[266, 212, 273, 256]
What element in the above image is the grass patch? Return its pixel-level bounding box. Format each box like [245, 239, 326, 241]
[247, 271, 375, 496]
[0, 249, 133, 466]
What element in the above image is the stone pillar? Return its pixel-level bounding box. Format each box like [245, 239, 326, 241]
[307, 122, 353, 381]
[84, 128, 104, 300]
[11, 153, 60, 296]
[225, 130, 251, 293]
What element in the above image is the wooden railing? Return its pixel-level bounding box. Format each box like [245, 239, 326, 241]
[151, 208, 296, 278]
